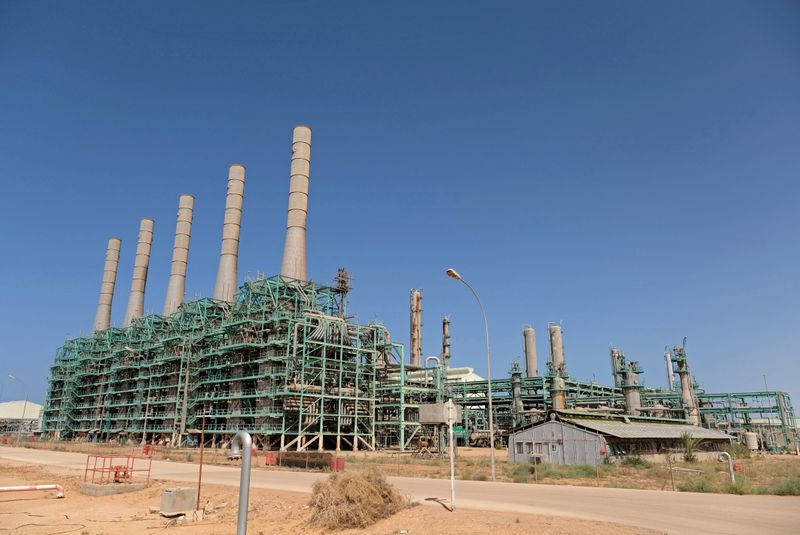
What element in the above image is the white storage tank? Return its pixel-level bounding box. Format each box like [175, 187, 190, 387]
[743, 432, 759, 451]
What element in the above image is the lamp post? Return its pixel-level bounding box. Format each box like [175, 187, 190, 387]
[445, 268, 496, 481]
[8, 374, 28, 444]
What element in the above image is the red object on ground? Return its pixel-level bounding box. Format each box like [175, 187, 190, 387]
[83, 454, 152, 485]
[265, 452, 277, 466]
[734, 462, 742, 472]
[142, 445, 152, 456]
[329, 457, 346, 472]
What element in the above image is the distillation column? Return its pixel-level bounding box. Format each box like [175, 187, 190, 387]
[409, 289, 423, 367]
[442, 316, 451, 368]
[122, 218, 154, 327]
[92, 237, 122, 332]
[163, 194, 194, 315]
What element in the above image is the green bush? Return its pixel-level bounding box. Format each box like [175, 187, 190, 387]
[681, 432, 703, 463]
[724, 480, 755, 495]
[677, 478, 715, 493]
[620, 456, 651, 468]
[505, 464, 531, 483]
[535, 463, 597, 479]
[772, 477, 800, 496]
[724, 443, 751, 459]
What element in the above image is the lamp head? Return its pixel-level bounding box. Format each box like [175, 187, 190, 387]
[446, 268, 462, 280]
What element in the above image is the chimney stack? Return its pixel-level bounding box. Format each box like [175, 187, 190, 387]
[280, 125, 312, 281]
[123, 218, 154, 327]
[442, 316, 451, 368]
[523, 326, 537, 377]
[92, 237, 122, 332]
[163, 194, 194, 315]
[548, 323, 565, 375]
[213, 164, 245, 303]
[409, 289, 422, 367]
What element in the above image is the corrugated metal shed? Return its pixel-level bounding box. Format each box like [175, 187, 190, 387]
[564, 418, 732, 440]
[0, 400, 42, 420]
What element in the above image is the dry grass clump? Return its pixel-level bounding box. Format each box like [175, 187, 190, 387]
[308, 469, 410, 529]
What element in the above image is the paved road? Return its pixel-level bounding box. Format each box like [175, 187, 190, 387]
[2, 447, 798, 534]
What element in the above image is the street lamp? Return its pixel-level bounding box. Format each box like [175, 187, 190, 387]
[445, 268, 496, 481]
[8, 374, 29, 443]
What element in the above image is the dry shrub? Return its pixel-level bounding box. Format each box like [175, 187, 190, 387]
[308, 469, 409, 529]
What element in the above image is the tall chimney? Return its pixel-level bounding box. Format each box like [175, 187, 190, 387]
[442, 316, 451, 368]
[523, 326, 537, 377]
[122, 218, 154, 327]
[280, 125, 312, 281]
[213, 164, 245, 303]
[409, 289, 423, 367]
[548, 323, 565, 375]
[92, 237, 122, 332]
[163, 194, 194, 315]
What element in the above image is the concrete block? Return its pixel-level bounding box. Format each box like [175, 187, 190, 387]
[160, 487, 197, 515]
[79, 483, 146, 497]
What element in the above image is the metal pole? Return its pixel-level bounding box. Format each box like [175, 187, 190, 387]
[197, 412, 206, 511]
[453, 277, 496, 481]
[231, 431, 252, 535]
[718, 451, 735, 483]
[8, 375, 27, 444]
[448, 418, 456, 510]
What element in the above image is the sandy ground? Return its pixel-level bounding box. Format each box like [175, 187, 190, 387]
[0, 460, 661, 535]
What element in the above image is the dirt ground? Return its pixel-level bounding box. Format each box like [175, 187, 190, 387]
[0, 460, 662, 535]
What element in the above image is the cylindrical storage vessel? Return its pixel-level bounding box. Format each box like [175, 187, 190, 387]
[523, 326, 537, 377]
[163, 194, 194, 315]
[213, 164, 245, 304]
[548, 324, 565, 374]
[280, 125, 312, 281]
[743, 432, 759, 451]
[93, 237, 122, 332]
[123, 219, 155, 327]
[409, 289, 422, 367]
[442, 316, 451, 368]
[622, 374, 642, 416]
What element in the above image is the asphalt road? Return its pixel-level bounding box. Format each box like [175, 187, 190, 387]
[2, 447, 798, 534]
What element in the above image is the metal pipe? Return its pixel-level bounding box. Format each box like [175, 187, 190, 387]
[664, 351, 675, 391]
[718, 452, 735, 483]
[213, 164, 246, 304]
[93, 237, 122, 332]
[230, 431, 252, 535]
[280, 125, 312, 281]
[0, 484, 64, 498]
[163, 194, 194, 315]
[523, 326, 537, 377]
[122, 218, 154, 327]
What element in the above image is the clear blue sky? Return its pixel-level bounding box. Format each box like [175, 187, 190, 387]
[0, 1, 798, 406]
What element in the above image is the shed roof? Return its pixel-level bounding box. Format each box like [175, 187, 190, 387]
[563, 417, 732, 440]
[0, 400, 42, 420]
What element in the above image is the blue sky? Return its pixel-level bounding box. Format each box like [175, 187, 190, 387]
[0, 1, 798, 405]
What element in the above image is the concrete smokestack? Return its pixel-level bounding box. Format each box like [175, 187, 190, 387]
[92, 237, 122, 332]
[409, 289, 422, 367]
[280, 125, 312, 281]
[548, 324, 565, 375]
[213, 164, 245, 304]
[442, 316, 451, 368]
[163, 194, 194, 315]
[122, 218, 154, 327]
[523, 326, 537, 377]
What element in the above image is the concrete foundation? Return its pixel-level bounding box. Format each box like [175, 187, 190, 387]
[80, 482, 146, 496]
[160, 487, 198, 515]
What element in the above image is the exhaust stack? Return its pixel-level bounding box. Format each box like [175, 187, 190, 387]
[92, 237, 122, 332]
[122, 218, 154, 327]
[409, 289, 422, 367]
[280, 125, 312, 281]
[523, 326, 537, 377]
[442, 316, 451, 368]
[163, 194, 195, 315]
[548, 323, 565, 375]
[213, 164, 246, 303]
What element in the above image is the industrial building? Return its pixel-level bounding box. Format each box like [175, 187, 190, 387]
[508, 410, 733, 465]
[41, 126, 798, 454]
[0, 401, 42, 435]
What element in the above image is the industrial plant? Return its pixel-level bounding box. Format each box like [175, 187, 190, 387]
[41, 126, 798, 456]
